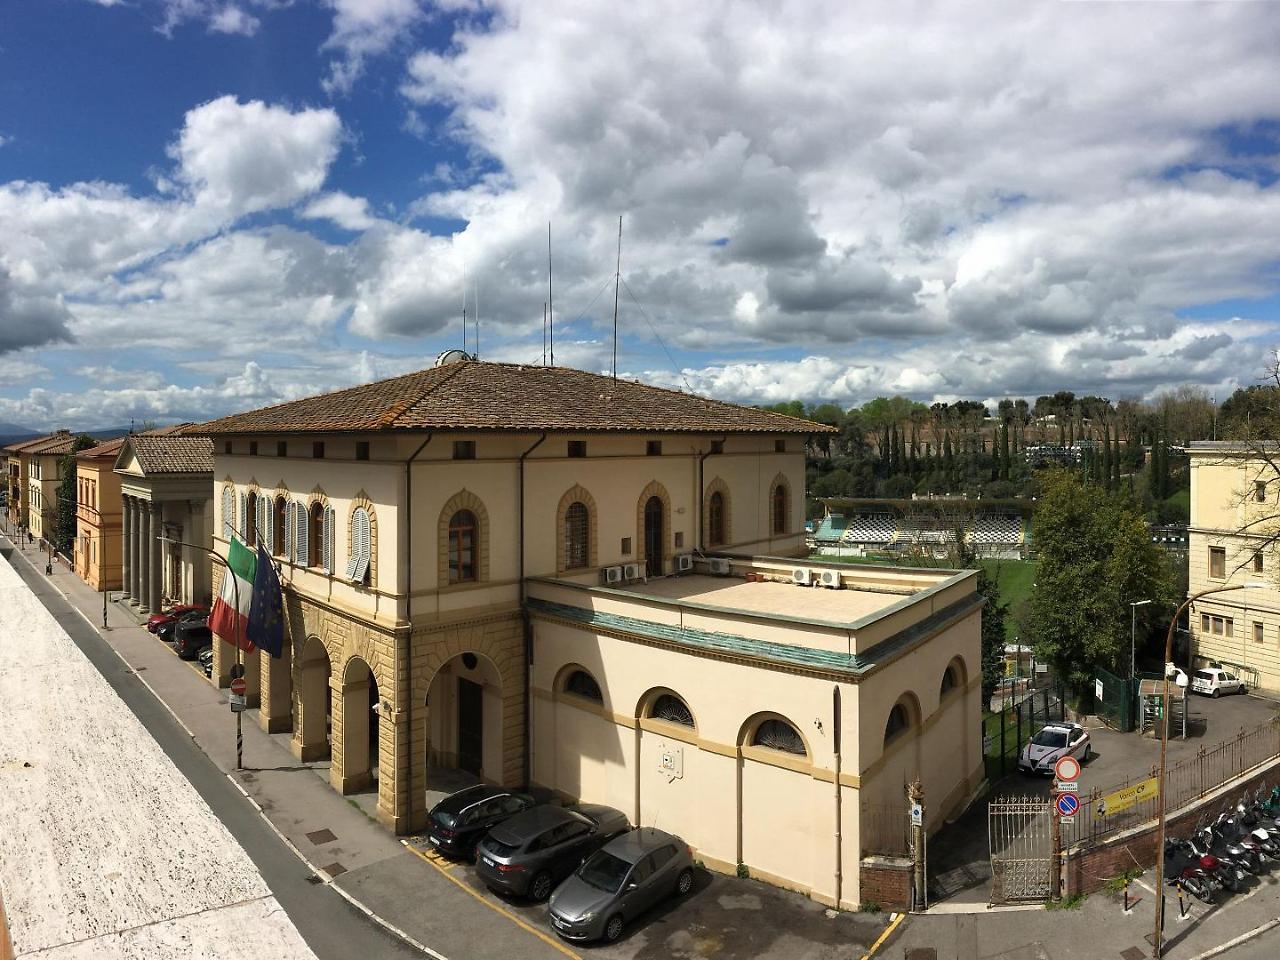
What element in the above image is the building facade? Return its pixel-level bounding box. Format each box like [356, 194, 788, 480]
[1187, 442, 1280, 692]
[15, 431, 78, 547]
[74, 437, 126, 590]
[114, 433, 215, 615]
[192, 359, 982, 905]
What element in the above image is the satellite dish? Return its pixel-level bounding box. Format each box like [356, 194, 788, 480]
[435, 349, 474, 367]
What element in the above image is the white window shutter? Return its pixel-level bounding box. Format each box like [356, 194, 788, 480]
[295, 502, 309, 566]
[285, 500, 295, 562]
[264, 497, 274, 555]
[258, 494, 268, 547]
[238, 491, 247, 540]
[222, 488, 232, 540]
[323, 505, 334, 574]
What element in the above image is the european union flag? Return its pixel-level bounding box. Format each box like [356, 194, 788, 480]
[247, 542, 285, 658]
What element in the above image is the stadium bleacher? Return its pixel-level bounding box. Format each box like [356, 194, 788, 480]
[971, 514, 1023, 546]
[840, 513, 898, 544]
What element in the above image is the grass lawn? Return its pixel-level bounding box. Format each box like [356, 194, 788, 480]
[811, 551, 1035, 641]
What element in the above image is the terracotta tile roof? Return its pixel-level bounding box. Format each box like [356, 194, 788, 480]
[3, 431, 74, 456]
[127, 435, 214, 475]
[77, 436, 128, 460]
[190, 361, 836, 436]
[17, 432, 79, 457]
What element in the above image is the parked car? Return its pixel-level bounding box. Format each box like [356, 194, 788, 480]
[147, 604, 208, 634]
[548, 827, 694, 943]
[173, 618, 213, 659]
[197, 646, 214, 678]
[1191, 668, 1247, 698]
[426, 785, 534, 859]
[476, 803, 630, 901]
[156, 608, 207, 642]
[1018, 722, 1091, 775]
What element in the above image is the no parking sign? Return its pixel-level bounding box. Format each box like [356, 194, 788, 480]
[1055, 793, 1080, 817]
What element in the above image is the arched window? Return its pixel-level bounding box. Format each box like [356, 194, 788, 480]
[221, 487, 234, 540]
[449, 510, 478, 583]
[940, 665, 959, 697]
[884, 703, 910, 745]
[244, 493, 257, 547]
[751, 718, 806, 756]
[708, 491, 725, 546]
[772, 482, 789, 535]
[273, 496, 287, 557]
[564, 501, 589, 569]
[308, 502, 325, 568]
[347, 506, 371, 584]
[564, 669, 603, 703]
[650, 693, 694, 727]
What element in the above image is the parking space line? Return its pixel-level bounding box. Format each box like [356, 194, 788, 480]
[401, 842, 582, 960]
[859, 911, 905, 960]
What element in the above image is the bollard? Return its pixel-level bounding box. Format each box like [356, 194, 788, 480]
[1177, 880, 1187, 920]
[1124, 878, 1130, 913]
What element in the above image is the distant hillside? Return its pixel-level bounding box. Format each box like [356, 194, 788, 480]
[0, 425, 131, 449]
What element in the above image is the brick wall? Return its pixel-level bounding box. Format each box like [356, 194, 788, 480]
[860, 855, 913, 910]
[1064, 757, 1280, 896]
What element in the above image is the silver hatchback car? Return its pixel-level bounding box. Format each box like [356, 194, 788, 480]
[547, 827, 694, 943]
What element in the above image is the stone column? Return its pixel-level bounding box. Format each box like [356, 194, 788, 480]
[292, 654, 332, 761]
[130, 498, 143, 606]
[120, 497, 132, 601]
[331, 676, 372, 794]
[258, 644, 293, 733]
[376, 704, 427, 835]
[149, 501, 163, 614]
[138, 502, 151, 614]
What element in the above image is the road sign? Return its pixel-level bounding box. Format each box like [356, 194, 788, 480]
[1055, 793, 1080, 817]
[230, 663, 245, 680]
[1095, 678, 1104, 700]
[1059, 815, 1075, 826]
[230, 677, 247, 696]
[910, 802, 923, 827]
[229, 693, 246, 713]
[1054, 755, 1082, 782]
[1096, 777, 1158, 819]
[1054, 781, 1078, 793]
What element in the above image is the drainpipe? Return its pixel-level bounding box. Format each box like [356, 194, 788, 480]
[403, 433, 433, 829]
[695, 437, 724, 556]
[519, 432, 548, 788]
[833, 685, 842, 908]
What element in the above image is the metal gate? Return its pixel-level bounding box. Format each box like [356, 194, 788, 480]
[988, 797, 1054, 903]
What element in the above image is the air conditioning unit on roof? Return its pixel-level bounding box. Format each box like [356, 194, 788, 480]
[603, 565, 623, 585]
[623, 562, 643, 581]
[708, 557, 732, 576]
[818, 569, 842, 589]
[792, 567, 813, 586]
[675, 554, 693, 573]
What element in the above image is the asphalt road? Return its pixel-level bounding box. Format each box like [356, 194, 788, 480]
[0, 540, 421, 960]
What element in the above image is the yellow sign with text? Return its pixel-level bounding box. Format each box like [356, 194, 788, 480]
[1097, 777, 1159, 818]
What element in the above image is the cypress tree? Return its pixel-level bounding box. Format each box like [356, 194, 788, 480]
[1102, 422, 1113, 491]
[943, 433, 955, 488]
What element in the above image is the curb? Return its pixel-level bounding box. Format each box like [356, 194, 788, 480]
[1186, 916, 1280, 960]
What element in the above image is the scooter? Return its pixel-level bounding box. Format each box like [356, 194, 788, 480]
[1216, 812, 1273, 868]
[1201, 820, 1260, 876]
[1235, 801, 1280, 855]
[1182, 833, 1246, 892]
[1245, 792, 1280, 830]
[1163, 840, 1216, 904]
[1262, 785, 1280, 818]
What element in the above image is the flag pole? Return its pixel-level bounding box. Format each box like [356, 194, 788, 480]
[159, 534, 243, 769]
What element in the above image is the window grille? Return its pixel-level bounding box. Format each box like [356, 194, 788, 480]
[650, 693, 693, 726]
[565, 670, 602, 702]
[564, 501, 589, 569]
[752, 718, 805, 755]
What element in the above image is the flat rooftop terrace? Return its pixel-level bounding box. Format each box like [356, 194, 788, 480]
[616, 573, 908, 624]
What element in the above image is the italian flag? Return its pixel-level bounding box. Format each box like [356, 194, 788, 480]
[210, 536, 256, 653]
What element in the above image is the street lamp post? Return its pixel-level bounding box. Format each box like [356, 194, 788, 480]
[1130, 599, 1152, 679]
[1151, 582, 1265, 958]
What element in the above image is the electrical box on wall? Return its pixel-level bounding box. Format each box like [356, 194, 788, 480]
[657, 740, 684, 781]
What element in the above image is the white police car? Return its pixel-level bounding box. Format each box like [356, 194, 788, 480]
[1018, 722, 1091, 775]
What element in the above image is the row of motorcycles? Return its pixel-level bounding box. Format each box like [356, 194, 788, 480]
[1164, 786, 1280, 903]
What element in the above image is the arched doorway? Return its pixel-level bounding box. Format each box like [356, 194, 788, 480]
[643, 496, 664, 577]
[425, 651, 503, 781]
[294, 636, 332, 762]
[336, 657, 382, 794]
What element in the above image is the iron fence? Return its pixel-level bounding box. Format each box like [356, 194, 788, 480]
[861, 801, 910, 857]
[1095, 665, 1136, 732]
[1064, 716, 1280, 848]
[982, 684, 1066, 781]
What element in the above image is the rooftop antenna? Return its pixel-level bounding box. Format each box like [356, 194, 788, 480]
[611, 214, 622, 380]
[474, 276, 480, 360]
[460, 268, 468, 356]
[542, 302, 548, 366]
[547, 221, 555, 366]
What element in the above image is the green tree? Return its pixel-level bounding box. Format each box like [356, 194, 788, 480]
[54, 434, 98, 557]
[955, 535, 1009, 705]
[1029, 470, 1175, 696]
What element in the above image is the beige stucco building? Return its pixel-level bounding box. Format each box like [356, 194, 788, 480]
[3, 431, 77, 544]
[74, 437, 126, 590]
[192, 359, 983, 907]
[1187, 442, 1280, 692]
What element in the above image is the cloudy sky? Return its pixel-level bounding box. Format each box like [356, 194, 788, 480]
[2, 1, 1280, 431]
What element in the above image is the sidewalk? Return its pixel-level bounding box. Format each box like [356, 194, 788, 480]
[894, 872, 1280, 960]
[0, 532, 570, 960]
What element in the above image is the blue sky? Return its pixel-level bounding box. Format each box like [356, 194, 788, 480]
[2, 1, 1280, 431]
